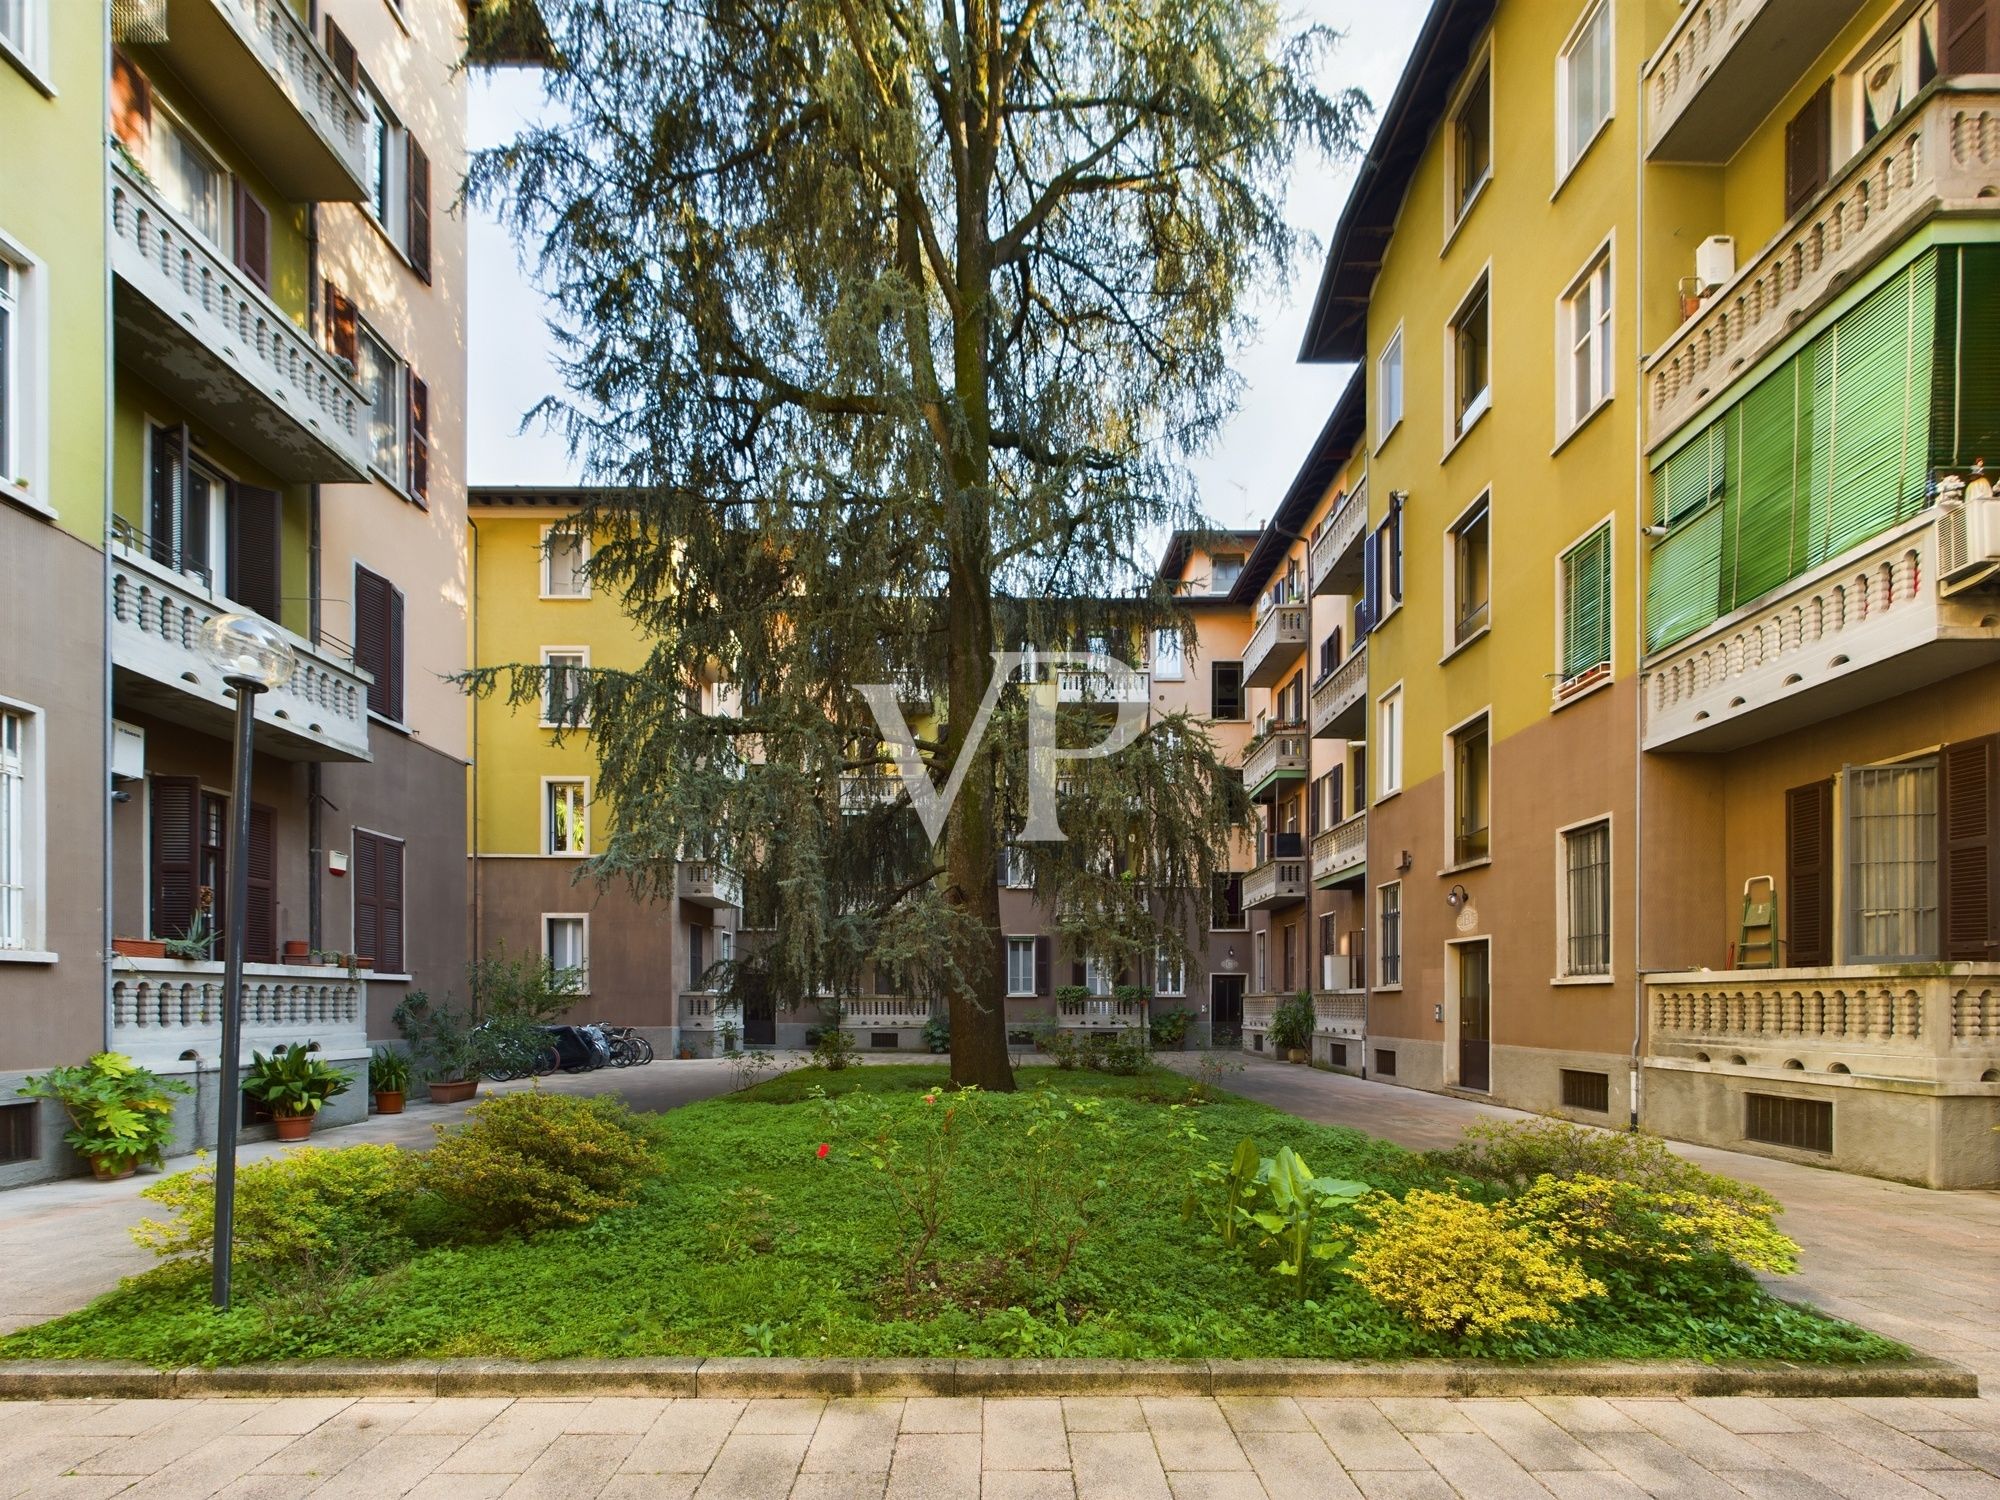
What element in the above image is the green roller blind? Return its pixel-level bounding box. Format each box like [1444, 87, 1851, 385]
[1645, 507, 1722, 653]
[1931, 245, 2000, 470]
[1729, 364, 1803, 605]
[1561, 525, 1612, 680]
[1820, 259, 1933, 560]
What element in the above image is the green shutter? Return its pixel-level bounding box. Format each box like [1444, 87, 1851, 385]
[1659, 430, 1722, 525]
[1562, 525, 1611, 679]
[1645, 507, 1723, 652]
[1933, 245, 2000, 471]
[1822, 266, 1925, 560]
[1729, 362, 1803, 608]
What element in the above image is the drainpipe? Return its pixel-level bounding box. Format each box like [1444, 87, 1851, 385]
[469, 514, 481, 969]
[307, 204, 324, 954]
[1629, 46, 1648, 1135]
[99, 9, 116, 1053]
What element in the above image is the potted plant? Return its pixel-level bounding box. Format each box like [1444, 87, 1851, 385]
[242, 1044, 350, 1140]
[111, 936, 167, 960]
[369, 1047, 409, 1114]
[1150, 1004, 1195, 1051]
[392, 990, 481, 1103]
[1271, 991, 1315, 1064]
[161, 888, 217, 961]
[282, 939, 311, 961]
[18, 1053, 189, 1180]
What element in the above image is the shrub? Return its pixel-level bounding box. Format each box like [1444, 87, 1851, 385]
[468, 941, 582, 1022]
[18, 1053, 188, 1170]
[920, 1012, 950, 1054]
[1085, 1027, 1148, 1076]
[1269, 992, 1314, 1053]
[392, 990, 479, 1084]
[1505, 1172, 1799, 1277]
[242, 1044, 351, 1120]
[420, 1089, 657, 1237]
[1347, 1190, 1603, 1339]
[811, 1027, 859, 1071]
[1436, 1118, 1774, 1211]
[1034, 1020, 1082, 1070]
[133, 1144, 416, 1287]
[1150, 1005, 1194, 1048]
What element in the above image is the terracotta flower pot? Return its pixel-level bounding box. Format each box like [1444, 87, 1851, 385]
[273, 1113, 314, 1142]
[112, 937, 166, 960]
[1286, 1048, 1307, 1064]
[88, 1156, 136, 1182]
[374, 1090, 405, 1115]
[427, 1078, 478, 1105]
[282, 940, 311, 958]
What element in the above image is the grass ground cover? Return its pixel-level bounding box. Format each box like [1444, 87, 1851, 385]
[1, 1065, 1900, 1367]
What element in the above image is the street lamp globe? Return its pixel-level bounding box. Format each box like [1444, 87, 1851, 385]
[200, 613, 297, 691]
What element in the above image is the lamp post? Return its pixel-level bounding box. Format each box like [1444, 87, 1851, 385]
[198, 614, 296, 1311]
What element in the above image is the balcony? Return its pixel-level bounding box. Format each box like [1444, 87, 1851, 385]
[109, 957, 367, 1071]
[1311, 811, 1366, 888]
[1241, 723, 1308, 798]
[1313, 987, 1365, 1042]
[1309, 645, 1366, 741]
[1309, 485, 1367, 597]
[838, 995, 932, 1030]
[1642, 510, 2000, 752]
[1056, 664, 1151, 704]
[1055, 994, 1147, 1030]
[1242, 834, 1308, 911]
[1243, 600, 1308, 688]
[126, 0, 370, 202]
[110, 156, 371, 483]
[1646, 86, 2000, 448]
[110, 542, 373, 762]
[678, 861, 743, 909]
[1643, 0, 1872, 164]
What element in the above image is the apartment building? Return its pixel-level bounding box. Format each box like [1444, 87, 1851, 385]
[1297, 0, 2000, 1186]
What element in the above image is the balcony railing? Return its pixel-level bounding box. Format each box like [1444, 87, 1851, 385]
[1643, 0, 1871, 164]
[1242, 840, 1308, 910]
[1056, 665, 1151, 704]
[1309, 645, 1366, 740]
[1647, 965, 2000, 1084]
[1641, 510, 2000, 751]
[110, 957, 367, 1071]
[1243, 601, 1308, 688]
[1311, 811, 1366, 886]
[132, 0, 370, 202]
[1313, 990, 1365, 1040]
[1054, 994, 1147, 1028]
[110, 542, 372, 762]
[1309, 485, 1368, 597]
[1241, 723, 1308, 795]
[110, 155, 370, 482]
[839, 996, 931, 1027]
[1646, 86, 2000, 448]
[678, 861, 743, 909]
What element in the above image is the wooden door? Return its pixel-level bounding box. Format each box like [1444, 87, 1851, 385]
[1457, 943, 1491, 1092]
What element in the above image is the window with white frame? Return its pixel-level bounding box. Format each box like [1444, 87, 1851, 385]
[1006, 937, 1036, 997]
[1449, 273, 1492, 439]
[1448, 54, 1492, 225]
[0, 707, 32, 950]
[1083, 957, 1112, 997]
[358, 325, 404, 483]
[0, 257, 15, 487]
[1847, 758, 1939, 963]
[1561, 246, 1613, 434]
[544, 914, 588, 993]
[1377, 328, 1404, 444]
[546, 779, 587, 856]
[1559, 1, 1612, 177]
[1378, 881, 1402, 986]
[1155, 946, 1185, 997]
[542, 525, 589, 597]
[1252, 931, 1267, 992]
[0, 0, 42, 73]
[1003, 842, 1031, 889]
[1152, 625, 1184, 680]
[359, 78, 405, 240]
[540, 649, 589, 727]
[1851, 3, 1937, 154]
[1448, 495, 1491, 646]
[1560, 819, 1611, 977]
[1377, 686, 1403, 797]
[153, 111, 229, 251]
[1450, 712, 1492, 866]
[1558, 522, 1612, 696]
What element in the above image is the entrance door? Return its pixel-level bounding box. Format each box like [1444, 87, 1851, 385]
[1457, 943, 1491, 1092]
[741, 973, 776, 1046]
[1210, 973, 1246, 1046]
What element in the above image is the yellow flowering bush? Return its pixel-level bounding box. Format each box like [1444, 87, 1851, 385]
[420, 1088, 657, 1237]
[1504, 1172, 1799, 1276]
[1346, 1190, 1603, 1339]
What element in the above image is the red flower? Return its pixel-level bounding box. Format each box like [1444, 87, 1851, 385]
[922, 1094, 937, 1105]
[815, 1142, 830, 1159]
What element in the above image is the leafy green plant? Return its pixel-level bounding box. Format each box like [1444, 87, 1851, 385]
[706, 1184, 782, 1257]
[1085, 1026, 1149, 1076]
[243, 1045, 351, 1120]
[468, 942, 582, 1022]
[727, 1047, 778, 1091]
[1238, 1146, 1367, 1300]
[421, 1089, 657, 1237]
[160, 887, 216, 960]
[1003, 1090, 1113, 1283]
[392, 990, 479, 1083]
[368, 1049, 410, 1095]
[1150, 1005, 1194, 1049]
[1269, 991, 1315, 1054]
[1434, 1117, 1778, 1215]
[920, 1012, 950, 1054]
[18, 1053, 188, 1171]
[1184, 1136, 1263, 1249]
[810, 1026, 859, 1071]
[1186, 1047, 1245, 1103]
[862, 1085, 980, 1298]
[1034, 1019, 1082, 1070]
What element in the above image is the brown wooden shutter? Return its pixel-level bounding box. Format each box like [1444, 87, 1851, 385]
[406, 135, 432, 284]
[227, 484, 282, 621]
[386, 582, 405, 722]
[1942, 736, 1999, 960]
[1307, 778, 1320, 835]
[1784, 80, 1832, 219]
[1785, 779, 1834, 966]
[324, 280, 358, 364]
[351, 830, 378, 963]
[110, 50, 152, 156]
[377, 836, 405, 972]
[1943, 0, 2000, 74]
[232, 182, 270, 292]
[354, 565, 392, 717]
[148, 424, 183, 568]
[325, 17, 358, 89]
[1034, 936, 1051, 997]
[1329, 764, 1345, 824]
[407, 372, 429, 505]
[150, 777, 201, 943]
[244, 804, 277, 965]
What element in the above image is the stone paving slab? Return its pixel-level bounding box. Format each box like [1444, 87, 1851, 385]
[0, 1395, 1988, 1499]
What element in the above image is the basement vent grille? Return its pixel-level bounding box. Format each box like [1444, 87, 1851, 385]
[1745, 1092, 1832, 1153]
[0, 1102, 36, 1165]
[1374, 1048, 1397, 1077]
[1560, 1069, 1611, 1113]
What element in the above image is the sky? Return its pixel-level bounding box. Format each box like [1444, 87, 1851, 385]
[464, 4, 1428, 533]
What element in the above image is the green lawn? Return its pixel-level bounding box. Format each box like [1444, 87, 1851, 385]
[1, 1065, 1900, 1367]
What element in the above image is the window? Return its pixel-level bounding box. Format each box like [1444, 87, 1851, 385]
[0, 707, 31, 951]
[1450, 713, 1491, 865]
[1211, 660, 1245, 721]
[0, 0, 39, 72]
[541, 649, 589, 728]
[1007, 937, 1036, 997]
[1745, 1093, 1832, 1154]
[1853, 4, 1937, 152]
[1562, 248, 1613, 434]
[1448, 496, 1491, 646]
[1360, 502, 1404, 634]
[1377, 686, 1403, 797]
[546, 779, 587, 856]
[1558, 523, 1612, 698]
[1377, 328, 1404, 443]
[543, 526, 589, 598]
[359, 326, 404, 483]
[686, 923, 707, 990]
[1450, 274, 1492, 439]
[1083, 957, 1112, 997]
[1252, 931, 1266, 993]
[1155, 946, 1185, 997]
[0, 258, 15, 488]
[545, 914, 588, 994]
[1377, 882, 1402, 987]
[1559, 1, 1612, 176]
[1560, 819, 1611, 977]
[1001, 842, 1032, 889]
[153, 111, 228, 250]
[351, 828, 405, 974]
[353, 566, 406, 722]
[1211, 872, 1246, 930]
[1209, 553, 1244, 593]
[1847, 758, 1939, 963]
[146, 427, 226, 589]
[1152, 626, 1184, 680]
[348, 60, 433, 281]
[1449, 56, 1492, 224]
[0, 1100, 33, 1164]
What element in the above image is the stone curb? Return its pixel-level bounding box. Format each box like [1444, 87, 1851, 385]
[0, 1356, 1977, 1400]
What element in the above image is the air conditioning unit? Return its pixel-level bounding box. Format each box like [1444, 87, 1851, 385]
[110, 720, 145, 782]
[1695, 236, 1736, 293]
[1939, 472, 2000, 583]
